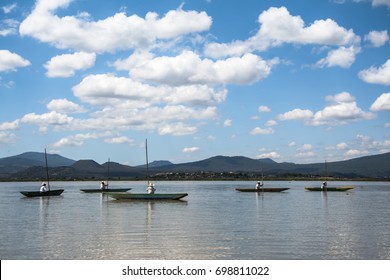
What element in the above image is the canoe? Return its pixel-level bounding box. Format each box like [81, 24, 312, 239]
[236, 188, 289, 192]
[80, 188, 132, 193]
[305, 186, 354, 192]
[20, 189, 64, 197]
[109, 193, 188, 200]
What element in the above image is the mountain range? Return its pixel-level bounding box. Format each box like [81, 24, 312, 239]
[0, 151, 389, 180]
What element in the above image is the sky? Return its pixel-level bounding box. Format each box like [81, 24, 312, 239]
[0, 0, 389, 166]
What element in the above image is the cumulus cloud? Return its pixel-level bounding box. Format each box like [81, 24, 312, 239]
[204, 6, 359, 58]
[183, 147, 200, 153]
[371, 0, 390, 7]
[278, 92, 375, 126]
[370, 93, 390, 111]
[311, 92, 375, 126]
[116, 51, 276, 86]
[44, 52, 96, 77]
[47, 98, 85, 113]
[278, 109, 314, 121]
[365, 30, 389, 47]
[0, 120, 20, 131]
[104, 136, 134, 145]
[21, 111, 73, 128]
[316, 46, 360, 68]
[52, 133, 99, 147]
[258, 105, 271, 113]
[159, 123, 198, 136]
[256, 151, 280, 159]
[223, 119, 232, 127]
[250, 127, 274, 135]
[0, 19, 19, 36]
[0, 50, 30, 72]
[358, 59, 390, 85]
[72, 74, 227, 107]
[19, 0, 212, 53]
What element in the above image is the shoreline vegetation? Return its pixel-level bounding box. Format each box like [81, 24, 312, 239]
[1, 172, 389, 182]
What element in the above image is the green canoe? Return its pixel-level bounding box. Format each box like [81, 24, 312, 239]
[305, 186, 354, 192]
[109, 193, 188, 200]
[236, 188, 289, 192]
[20, 189, 64, 197]
[80, 188, 132, 193]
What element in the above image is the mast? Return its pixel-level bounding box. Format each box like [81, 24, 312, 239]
[107, 157, 110, 189]
[44, 148, 50, 191]
[145, 139, 149, 186]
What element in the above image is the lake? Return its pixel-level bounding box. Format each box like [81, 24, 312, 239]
[1, 181, 389, 260]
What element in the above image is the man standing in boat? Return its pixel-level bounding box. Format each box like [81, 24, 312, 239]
[256, 181, 263, 190]
[147, 182, 156, 194]
[100, 181, 108, 190]
[40, 183, 47, 192]
[321, 181, 327, 190]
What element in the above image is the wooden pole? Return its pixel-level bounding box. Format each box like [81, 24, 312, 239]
[44, 148, 50, 191]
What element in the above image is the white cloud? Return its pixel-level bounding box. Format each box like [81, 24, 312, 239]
[159, 123, 197, 136]
[122, 51, 275, 86]
[364, 30, 389, 47]
[265, 120, 277, 127]
[258, 105, 271, 113]
[344, 149, 368, 158]
[0, 131, 17, 143]
[223, 119, 232, 127]
[47, 98, 85, 113]
[52, 133, 99, 147]
[278, 109, 314, 121]
[311, 92, 375, 126]
[2, 3, 17, 14]
[0, 120, 20, 131]
[19, 0, 212, 53]
[278, 92, 375, 126]
[0, 19, 19, 36]
[72, 74, 227, 107]
[358, 59, 390, 85]
[256, 151, 280, 159]
[183, 147, 200, 153]
[0, 50, 30, 72]
[336, 142, 348, 150]
[316, 46, 360, 68]
[44, 52, 96, 77]
[21, 111, 73, 127]
[370, 93, 390, 111]
[204, 6, 359, 58]
[104, 136, 134, 145]
[371, 0, 390, 7]
[250, 127, 274, 135]
[288, 141, 296, 147]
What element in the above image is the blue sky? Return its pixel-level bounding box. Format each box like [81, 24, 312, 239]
[0, 0, 389, 165]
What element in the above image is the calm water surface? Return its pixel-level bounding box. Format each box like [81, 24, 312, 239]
[1, 181, 389, 260]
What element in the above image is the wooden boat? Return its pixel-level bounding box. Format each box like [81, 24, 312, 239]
[305, 186, 354, 192]
[80, 158, 132, 193]
[236, 188, 289, 192]
[109, 139, 188, 201]
[81, 188, 132, 193]
[109, 193, 188, 200]
[20, 149, 64, 198]
[304, 161, 354, 192]
[20, 189, 64, 197]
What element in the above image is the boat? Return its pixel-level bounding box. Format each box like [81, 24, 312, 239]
[20, 189, 64, 197]
[305, 186, 354, 192]
[236, 166, 289, 192]
[80, 158, 131, 193]
[109, 193, 188, 200]
[20, 149, 64, 197]
[109, 139, 188, 201]
[304, 161, 354, 192]
[236, 188, 289, 192]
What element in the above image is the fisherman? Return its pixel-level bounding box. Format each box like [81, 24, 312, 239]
[146, 182, 156, 194]
[100, 181, 107, 190]
[40, 183, 48, 192]
[256, 181, 263, 190]
[321, 181, 327, 190]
